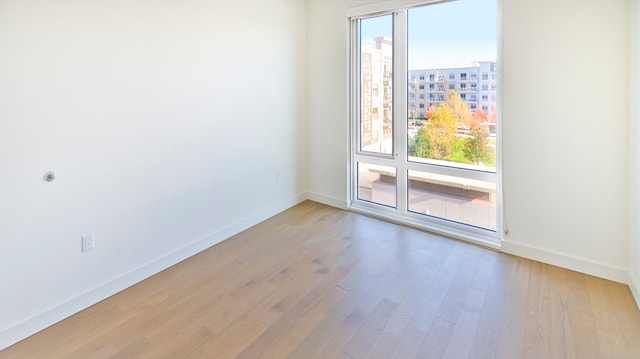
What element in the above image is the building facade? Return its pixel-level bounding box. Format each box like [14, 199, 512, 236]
[409, 61, 497, 119]
[360, 37, 393, 152]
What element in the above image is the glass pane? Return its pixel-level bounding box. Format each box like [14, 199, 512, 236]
[360, 15, 393, 154]
[408, 170, 496, 230]
[407, 0, 497, 172]
[358, 162, 396, 208]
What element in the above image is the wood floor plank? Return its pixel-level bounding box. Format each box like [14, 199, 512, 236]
[343, 298, 399, 359]
[1, 201, 639, 359]
[442, 287, 486, 358]
[415, 317, 454, 358]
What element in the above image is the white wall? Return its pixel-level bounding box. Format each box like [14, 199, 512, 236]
[630, 0, 640, 308]
[500, 0, 630, 282]
[0, 0, 307, 349]
[306, 0, 379, 208]
[307, 0, 632, 283]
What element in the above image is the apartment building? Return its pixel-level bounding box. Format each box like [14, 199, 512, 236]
[409, 61, 497, 119]
[360, 37, 392, 152]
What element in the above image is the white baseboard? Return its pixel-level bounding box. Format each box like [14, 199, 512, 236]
[502, 240, 629, 284]
[0, 193, 307, 351]
[305, 191, 348, 210]
[629, 272, 640, 311]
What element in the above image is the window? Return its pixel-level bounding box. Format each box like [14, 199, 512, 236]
[350, 0, 500, 243]
[482, 73, 489, 80]
[482, 84, 488, 91]
[482, 94, 488, 101]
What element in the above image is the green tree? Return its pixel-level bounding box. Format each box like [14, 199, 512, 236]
[425, 104, 457, 159]
[463, 124, 490, 164]
[408, 127, 431, 158]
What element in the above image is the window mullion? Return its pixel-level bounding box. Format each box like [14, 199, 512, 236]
[393, 10, 408, 216]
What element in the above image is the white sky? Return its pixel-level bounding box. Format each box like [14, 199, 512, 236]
[360, 0, 497, 69]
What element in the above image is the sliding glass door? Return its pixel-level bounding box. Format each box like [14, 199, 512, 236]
[350, 0, 500, 245]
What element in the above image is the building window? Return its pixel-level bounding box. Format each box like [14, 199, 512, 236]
[482, 84, 488, 91]
[429, 74, 435, 81]
[471, 73, 477, 80]
[482, 95, 488, 101]
[482, 73, 488, 80]
[449, 73, 455, 80]
[419, 94, 425, 99]
[460, 73, 467, 80]
[419, 103, 425, 108]
[419, 75, 425, 80]
[449, 83, 455, 89]
[419, 85, 424, 89]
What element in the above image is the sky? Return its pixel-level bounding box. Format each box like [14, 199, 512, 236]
[360, 0, 497, 69]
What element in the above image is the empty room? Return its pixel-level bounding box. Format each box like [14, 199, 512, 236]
[1, 0, 639, 358]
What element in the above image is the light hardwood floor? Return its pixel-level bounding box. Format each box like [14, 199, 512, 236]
[2, 200, 639, 358]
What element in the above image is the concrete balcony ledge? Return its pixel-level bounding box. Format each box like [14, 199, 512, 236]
[366, 164, 496, 195]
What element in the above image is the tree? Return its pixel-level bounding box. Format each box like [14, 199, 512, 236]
[408, 128, 431, 158]
[488, 105, 497, 124]
[424, 104, 457, 159]
[446, 91, 474, 127]
[473, 108, 488, 123]
[425, 104, 436, 120]
[463, 123, 490, 164]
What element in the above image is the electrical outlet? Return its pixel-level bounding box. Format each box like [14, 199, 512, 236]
[81, 232, 95, 252]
